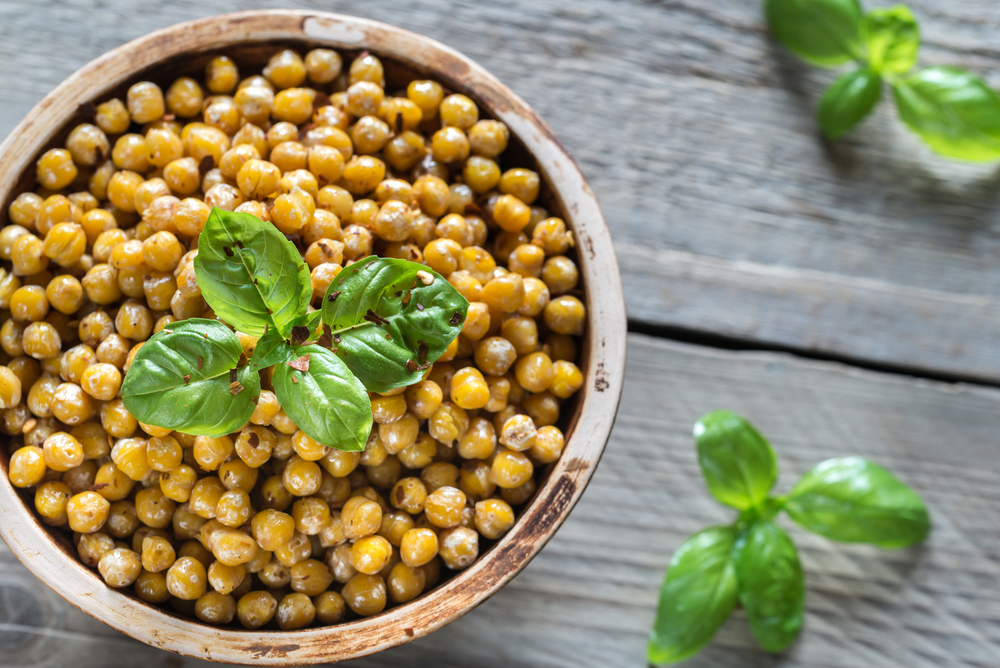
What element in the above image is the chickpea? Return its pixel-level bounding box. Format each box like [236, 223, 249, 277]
[341, 573, 386, 617]
[166, 556, 208, 600]
[468, 119, 510, 157]
[67, 490, 111, 533]
[34, 480, 70, 524]
[341, 496, 382, 539]
[99, 547, 142, 588]
[544, 294, 586, 335]
[36, 149, 78, 191]
[236, 591, 277, 630]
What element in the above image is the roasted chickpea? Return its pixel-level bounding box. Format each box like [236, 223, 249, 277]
[236, 591, 277, 629]
[166, 556, 208, 600]
[341, 573, 386, 617]
[36, 148, 78, 191]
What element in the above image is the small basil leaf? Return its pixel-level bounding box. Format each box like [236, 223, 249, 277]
[647, 526, 738, 665]
[892, 67, 1000, 161]
[785, 456, 930, 548]
[321, 257, 468, 393]
[194, 208, 311, 337]
[251, 328, 293, 372]
[121, 319, 259, 437]
[764, 0, 863, 67]
[863, 5, 919, 74]
[733, 521, 805, 652]
[272, 344, 372, 451]
[818, 67, 882, 140]
[694, 410, 777, 511]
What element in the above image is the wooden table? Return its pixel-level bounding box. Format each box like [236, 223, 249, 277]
[2, 1, 999, 666]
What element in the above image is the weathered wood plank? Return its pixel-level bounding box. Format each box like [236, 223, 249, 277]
[621, 244, 1000, 380]
[4, 1, 1000, 377]
[2, 334, 998, 666]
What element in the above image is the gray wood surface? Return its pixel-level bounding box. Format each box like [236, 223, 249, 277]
[4, 0, 1000, 378]
[3, 334, 999, 667]
[2, 2, 1000, 666]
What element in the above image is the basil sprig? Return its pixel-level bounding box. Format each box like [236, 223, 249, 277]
[648, 411, 930, 664]
[765, 1, 1000, 161]
[122, 208, 468, 451]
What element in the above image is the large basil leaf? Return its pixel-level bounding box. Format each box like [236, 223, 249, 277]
[272, 344, 372, 451]
[862, 5, 920, 74]
[251, 327, 293, 372]
[892, 67, 1000, 162]
[818, 67, 882, 140]
[694, 410, 777, 511]
[321, 257, 468, 393]
[121, 319, 259, 437]
[194, 208, 311, 337]
[764, 0, 863, 67]
[733, 521, 805, 652]
[785, 456, 930, 548]
[647, 526, 738, 665]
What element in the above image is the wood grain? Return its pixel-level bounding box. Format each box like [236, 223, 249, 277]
[8, 0, 1000, 378]
[3, 333, 998, 667]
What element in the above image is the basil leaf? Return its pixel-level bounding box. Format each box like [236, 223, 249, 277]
[785, 456, 930, 548]
[272, 344, 372, 451]
[121, 319, 259, 437]
[251, 328, 293, 372]
[818, 67, 882, 139]
[892, 67, 1000, 161]
[321, 257, 468, 393]
[194, 208, 311, 337]
[733, 521, 805, 652]
[862, 5, 920, 74]
[647, 526, 738, 665]
[764, 0, 863, 67]
[694, 410, 777, 511]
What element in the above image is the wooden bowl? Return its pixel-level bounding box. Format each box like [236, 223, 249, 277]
[0, 10, 626, 665]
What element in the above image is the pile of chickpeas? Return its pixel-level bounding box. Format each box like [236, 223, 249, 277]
[0, 46, 586, 630]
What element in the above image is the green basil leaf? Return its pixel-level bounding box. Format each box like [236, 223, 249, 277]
[862, 5, 920, 74]
[818, 67, 882, 139]
[251, 328, 293, 372]
[733, 521, 805, 652]
[194, 208, 311, 337]
[321, 257, 468, 393]
[892, 67, 1000, 161]
[121, 318, 259, 437]
[272, 344, 372, 451]
[694, 410, 777, 511]
[648, 526, 738, 665]
[764, 0, 863, 67]
[785, 456, 930, 548]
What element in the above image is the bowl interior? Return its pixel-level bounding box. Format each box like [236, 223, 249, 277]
[0, 11, 624, 662]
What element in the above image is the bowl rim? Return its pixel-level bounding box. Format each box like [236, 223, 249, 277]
[0, 10, 627, 665]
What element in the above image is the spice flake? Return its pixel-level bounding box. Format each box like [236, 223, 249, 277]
[287, 354, 311, 372]
[291, 326, 310, 345]
[364, 309, 390, 326]
[318, 324, 333, 349]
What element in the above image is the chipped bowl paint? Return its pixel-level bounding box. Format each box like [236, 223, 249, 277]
[0, 10, 626, 665]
